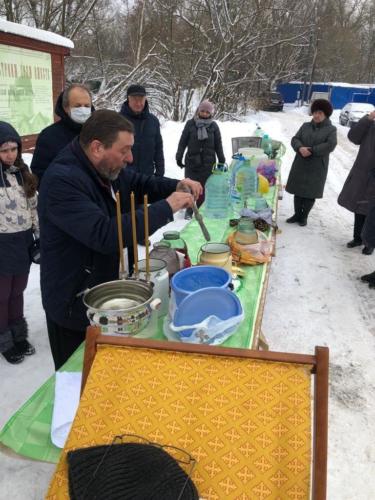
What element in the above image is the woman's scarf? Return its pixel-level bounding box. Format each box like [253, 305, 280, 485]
[194, 117, 213, 140]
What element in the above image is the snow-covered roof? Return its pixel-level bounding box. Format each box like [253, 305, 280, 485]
[288, 80, 375, 88]
[0, 19, 74, 49]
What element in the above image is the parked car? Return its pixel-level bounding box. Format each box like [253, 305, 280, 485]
[263, 91, 284, 111]
[339, 102, 375, 127]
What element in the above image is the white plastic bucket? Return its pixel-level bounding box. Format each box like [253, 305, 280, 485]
[138, 259, 169, 317]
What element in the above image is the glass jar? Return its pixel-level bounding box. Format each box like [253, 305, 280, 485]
[160, 231, 187, 253]
[149, 242, 180, 277]
[160, 232, 191, 269]
[235, 216, 258, 245]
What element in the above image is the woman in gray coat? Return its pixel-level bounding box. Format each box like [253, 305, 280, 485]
[286, 99, 337, 226]
[338, 111, 375, 255]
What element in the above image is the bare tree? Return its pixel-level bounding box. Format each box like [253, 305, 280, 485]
[8, 0, 374, 118]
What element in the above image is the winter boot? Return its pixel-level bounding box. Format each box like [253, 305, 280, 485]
[362, 246, 374, 256]
[10, 318, 35, 356]
[15, 339, 36, 356]
[1, 327, 24, 364]
[360, 271, 375, 284]
[287, 196, 303, 223]
[347, 239, 362, 248]
[2, 346, 24, 364]
[298, 198, 315, 226]
[286, 214, 299, 223]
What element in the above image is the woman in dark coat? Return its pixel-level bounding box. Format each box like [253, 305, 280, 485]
[176, 100, 225, 218]
[286, 99, 337, 226]
[338, 111, 375, 255]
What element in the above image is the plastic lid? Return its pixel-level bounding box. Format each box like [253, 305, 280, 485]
[173, 287, 242, 327]
[163, 231, 180, 240]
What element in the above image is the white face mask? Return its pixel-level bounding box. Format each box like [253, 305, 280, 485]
[70, 106, 91, 124]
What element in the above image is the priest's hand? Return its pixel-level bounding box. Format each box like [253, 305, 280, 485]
[176, 178, 203, 200]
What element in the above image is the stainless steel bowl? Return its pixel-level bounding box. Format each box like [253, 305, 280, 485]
[83, 279, 160, 335]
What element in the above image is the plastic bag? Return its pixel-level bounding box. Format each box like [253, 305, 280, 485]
[165, 311, 244, 345]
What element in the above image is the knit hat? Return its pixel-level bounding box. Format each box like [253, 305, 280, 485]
[310, 99, 333, 118]
[67, 442, 199, 500]
[198, 100, 215, 115]
[127, 84, 147, 97]
[0, 121, 22, 151]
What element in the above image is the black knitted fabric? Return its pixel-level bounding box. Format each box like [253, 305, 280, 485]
[67, 442, 199, 500]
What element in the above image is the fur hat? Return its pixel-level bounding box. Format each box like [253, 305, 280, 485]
[198, 100, 215, 115]
[310, 99, 333, 118]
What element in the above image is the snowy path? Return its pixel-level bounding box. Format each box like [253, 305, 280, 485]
[262, 109, 375, 499]
[0, 108, 374, 499]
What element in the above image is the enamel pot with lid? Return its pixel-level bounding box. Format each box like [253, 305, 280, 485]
[83, 279, 161, 335]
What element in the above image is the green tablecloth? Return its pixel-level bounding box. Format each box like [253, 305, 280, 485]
[0, 178, 279, 464]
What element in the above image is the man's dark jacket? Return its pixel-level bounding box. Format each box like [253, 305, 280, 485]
[30, 92, 93, 183]
[38, 138, 177, 330]
[120, 100, 164, 176]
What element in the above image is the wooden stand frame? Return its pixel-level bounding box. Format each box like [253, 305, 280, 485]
[82, 326, 329, 500]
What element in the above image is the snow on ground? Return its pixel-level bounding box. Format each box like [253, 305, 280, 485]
[0, 105, 374, 499]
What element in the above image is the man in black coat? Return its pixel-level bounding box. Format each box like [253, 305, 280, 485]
[120, 84, 164, 176]
[31, 84, 93, 184]
[38, 110, 200, 370]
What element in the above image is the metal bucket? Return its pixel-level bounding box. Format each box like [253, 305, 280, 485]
[83, 279, 161, 335]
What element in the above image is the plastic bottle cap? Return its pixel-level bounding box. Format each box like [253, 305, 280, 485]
[163, 231, 180, 240]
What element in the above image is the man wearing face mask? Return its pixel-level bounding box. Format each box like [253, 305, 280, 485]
[31, 84, 94, 184]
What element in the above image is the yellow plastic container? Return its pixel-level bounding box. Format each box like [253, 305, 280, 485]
[258, 174, 270, 194]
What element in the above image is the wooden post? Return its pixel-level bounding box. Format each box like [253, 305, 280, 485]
[312, 346, 329, 499]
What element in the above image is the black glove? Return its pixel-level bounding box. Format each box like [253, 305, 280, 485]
[176, 159, 185, 168]
[29, 238, 40, 265]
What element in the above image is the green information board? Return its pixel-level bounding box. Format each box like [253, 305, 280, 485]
[0, 44, 53, 135]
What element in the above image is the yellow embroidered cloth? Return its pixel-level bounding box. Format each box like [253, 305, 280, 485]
[47, 346, 312, 499]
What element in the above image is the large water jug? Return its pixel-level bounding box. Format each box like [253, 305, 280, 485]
[230, 156, 258, 217]
[253, 123, 264, 137]
[230, 154, 245, 216]
[204, 164, 230, 219]
[261, 134, 273, 158]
